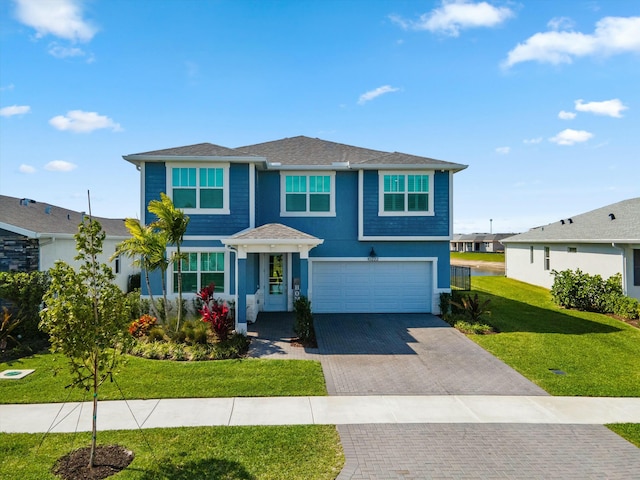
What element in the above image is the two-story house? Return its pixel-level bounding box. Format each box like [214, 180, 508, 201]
[124, 136, 467, 333]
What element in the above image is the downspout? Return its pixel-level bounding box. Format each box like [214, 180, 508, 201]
[612, 243, 628, 296]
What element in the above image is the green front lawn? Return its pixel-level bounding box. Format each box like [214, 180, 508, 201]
[468, 276, 640, 397]
[0, 425, 344, 480]
[0, 354, 326, 404]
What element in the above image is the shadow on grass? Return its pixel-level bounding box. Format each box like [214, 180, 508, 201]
[137, 457, 255, 480]
[476, 291, 622, 335]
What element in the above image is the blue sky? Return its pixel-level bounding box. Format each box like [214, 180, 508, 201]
[1, 0, 638, 233]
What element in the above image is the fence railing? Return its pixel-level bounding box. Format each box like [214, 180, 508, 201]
[450, 265, 471, 291]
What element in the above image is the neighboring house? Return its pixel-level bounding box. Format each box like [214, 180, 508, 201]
[0, 195, 137, 292]
[450, 233, 512, 253]
[123, 136, 467, 332]
[502, 198, 640, 301]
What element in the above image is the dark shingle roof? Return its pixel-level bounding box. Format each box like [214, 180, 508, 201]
[125, 136, 467, 171]
[0, 195, 129, 238]
[502, 197, 640, 243]
[227, 223, 320, 241]
[237, 136, 388, 166]
[131, 143, 255, 158]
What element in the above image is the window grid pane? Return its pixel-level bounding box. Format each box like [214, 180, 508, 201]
[173, 189, 196, 208]
[310, 194, 330, 212]
[286, 194, 306, 211]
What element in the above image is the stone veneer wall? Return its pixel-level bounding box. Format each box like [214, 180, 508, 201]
[0, 228, 39, 272]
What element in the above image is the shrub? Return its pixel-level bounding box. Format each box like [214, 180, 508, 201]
[0, 271, 50, 340]
[0, 307, 21, 352]
[449, 293, 491, 324]
[551, 269, 635, 317]
[197, 283, 232, 342]
[613, 296, 640, 320]
[211, 333, 250, 359]
[293, 296, 316, 346]
[147, 326, 167, 342]
[453, 320, 494, 335]
[129, 314, 157, 338]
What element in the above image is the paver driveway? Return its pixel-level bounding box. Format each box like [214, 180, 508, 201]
[314, 313, 547, 396]
[249, 313, 640, 479]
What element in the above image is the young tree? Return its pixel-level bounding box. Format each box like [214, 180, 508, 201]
[112, 218, 168, 320]
[147, 193, 190, 330]
[40, 216, 132, 468]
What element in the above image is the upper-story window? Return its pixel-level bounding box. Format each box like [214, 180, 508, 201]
[280, 172, 335, 216]
[168, 163, 229, 214]
[379, 171, 434, 216]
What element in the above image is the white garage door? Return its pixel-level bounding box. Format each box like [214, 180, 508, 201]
[311, 260, 433, 313]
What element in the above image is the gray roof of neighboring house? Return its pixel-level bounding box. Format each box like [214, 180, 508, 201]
[0, 195, 130, 238]
[452, 233, 515, 242]
[502, 197, 640, 244]
[124, 136, 467, 171]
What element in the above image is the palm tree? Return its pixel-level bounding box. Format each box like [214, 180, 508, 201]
[111, 218, 168, 320]
[148, 193, 190, 330]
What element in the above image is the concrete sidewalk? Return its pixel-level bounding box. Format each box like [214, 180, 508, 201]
[2, 395, 640, 434]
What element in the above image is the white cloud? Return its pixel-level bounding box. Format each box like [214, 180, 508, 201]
[0, 105, 31, 117]
[1, 84, 15, 91]
[558, 110, 576, 120]
[503, 16, 640, 68]
[390, 0, 514, 37]
[358, 85, 400, 105]
[547, 17, 574, 31]
[575, 98, 628, 117]
[19, 164, 36, 174]
[495, 146, 510, 154]
[523, 137, 543, 144]
[45, 160, 77, 172]
[49, 110, 122, 133]
[549, 128, 593, 146]
[14, 0, 97, 42]
[48, 42, 86, 58]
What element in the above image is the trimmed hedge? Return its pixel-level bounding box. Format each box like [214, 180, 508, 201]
[551, 269, 639, 319]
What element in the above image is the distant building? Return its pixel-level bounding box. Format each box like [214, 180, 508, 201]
[450, 233, 512, 253]
[502, 197, 640, 301]
[0, 195, 138, 292]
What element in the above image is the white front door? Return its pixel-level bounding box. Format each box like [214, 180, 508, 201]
[263, 253, 287, 311]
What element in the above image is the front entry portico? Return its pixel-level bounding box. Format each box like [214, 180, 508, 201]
[222, 223, 323, 333]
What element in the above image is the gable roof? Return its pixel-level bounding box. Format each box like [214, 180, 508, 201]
[502, 197, 640, 244]
[225, 223, 321, 242]
[0, 195, 130, 238]
[124, 136, 467, 171]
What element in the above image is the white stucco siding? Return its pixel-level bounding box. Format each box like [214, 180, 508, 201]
[39, 238, 137, 292]
[505, 243, 625, 291]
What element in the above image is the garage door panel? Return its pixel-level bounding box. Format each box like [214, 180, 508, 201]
[312, 260, 432, 313]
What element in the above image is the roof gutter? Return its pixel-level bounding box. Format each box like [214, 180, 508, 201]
[122, 154, 266, 166]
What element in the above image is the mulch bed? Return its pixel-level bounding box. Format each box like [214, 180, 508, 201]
[52, 445, 134, 480]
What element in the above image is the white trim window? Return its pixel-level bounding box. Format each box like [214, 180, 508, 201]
[280, 172, 335, 216]
[167, 163, 230, 214]
[379, 171, 434, 216]
[169, 249, 227, 294]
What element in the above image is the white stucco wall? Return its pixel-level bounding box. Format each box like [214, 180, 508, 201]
[504, 242, 640, 301]
[39, 237, 138, 292]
